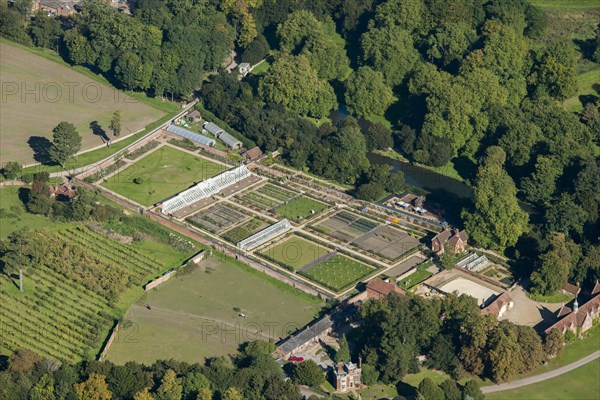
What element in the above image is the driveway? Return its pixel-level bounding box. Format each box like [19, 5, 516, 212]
[483, 351, 600, 393]
[501, 284, 563, 330]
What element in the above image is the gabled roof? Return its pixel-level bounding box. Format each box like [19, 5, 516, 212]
[592, 281, 600, 296]
[562, 282, 581, 296]
[433, 229, 452, 244]
[481, 292, 512, 316]
[557, 304, 572, 318]
[243, 146, 263, 161]
[545, 291, 600, 334]
[456, 230, 468, 242]
[366, 278, 405, 298]
[186, 110, 201, 119]
[277, 314, 334, 355]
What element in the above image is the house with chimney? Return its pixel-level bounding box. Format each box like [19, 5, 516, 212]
[331, 360, 363, 393]
[481, 292, 514, 318]
[545, 282, 600, 337]
[431, 228, 468, 256]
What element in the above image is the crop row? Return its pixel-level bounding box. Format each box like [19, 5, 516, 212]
[242, 192, 281, 209]
[59, 228, 155, 282]
[257, 184, 298, 202]
[30, 274, 109, 332]
[0, 289, 97, 348]
[349, 218, 379, 233]
[0, 296, 87, 360]
[62, 227, 156, 273]
[36, 265, 109, 310]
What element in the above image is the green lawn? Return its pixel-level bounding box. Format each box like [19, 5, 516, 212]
[486, 359, 600, 400]
[402, 367, 452, 388]
[275, 196, 328, 222]
[250, 59, 271, 75]
[106, 256, 323, 365]
[563, 68, 600, 112]
[399, 270, 433, 290]
[527, 291, 573, 303]
[300, 254, 374, 292]
[103, 146, 226, 206]
[260, 235, 332, 270]
[21, 112, 178, 175]
[529, 0, 600, 9]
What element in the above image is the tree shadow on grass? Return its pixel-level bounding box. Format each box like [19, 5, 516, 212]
[396, 381, 417, 398]
[90, 121, 110, 143]
[579, 94, 599, 108]
[452, 156, 478, 183]
[27, 136, 52, 164]
[17, 187, 30, 206]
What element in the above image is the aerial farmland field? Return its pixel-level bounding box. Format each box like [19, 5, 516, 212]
[106, 257, 323, 365]
[0, 40, 167, 164]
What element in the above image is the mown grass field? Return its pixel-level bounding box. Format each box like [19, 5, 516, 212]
[563, 68, 600, 112]
[275, 196, 328, 222]
[260, 235, 331, 270]
[301, 254, 374, 291]
[486, 359, 600, 400]
[0, 40, 169, 165]
[106, 256, 323, 365]
[103, 146, 227, 206]
[0, 192, 200, 362]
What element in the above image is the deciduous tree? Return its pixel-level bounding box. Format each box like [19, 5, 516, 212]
[345, 67, 394, 118]
[109, 111, 122, 137]
[462, 147, 529, 250]
[156, 370, 182, 400]
[73, 373, 112, 400]
[417, 378, 444, 400]
[258, 55, 336, 118]
[361, 25, 419, 86]
[48, 122, 82, 167]
[531, 233, 575, 295]
[291, 360, 324, 386]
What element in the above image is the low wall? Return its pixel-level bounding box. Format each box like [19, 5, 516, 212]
[97, 323, 119, 361]
[144, 270, 177, 291]
[77, 130, 162, 180]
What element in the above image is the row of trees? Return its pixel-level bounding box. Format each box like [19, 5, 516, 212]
[1, 0, 235, 97]
[0, 341, 311, 400]
[353, 292, 563, 384]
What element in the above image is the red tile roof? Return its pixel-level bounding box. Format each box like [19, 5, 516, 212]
[562, 282, 580, 296]
[243, 146, 263, 161]
[481, 292, 512, 316]
[366, 278, 405, 298]
[545, 293, 600, 334]
[557, 304, 572, 318]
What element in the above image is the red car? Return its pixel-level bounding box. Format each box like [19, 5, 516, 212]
[288, 356, 304, 363]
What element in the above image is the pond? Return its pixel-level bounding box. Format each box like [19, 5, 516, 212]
[368, 152, 474, 223]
